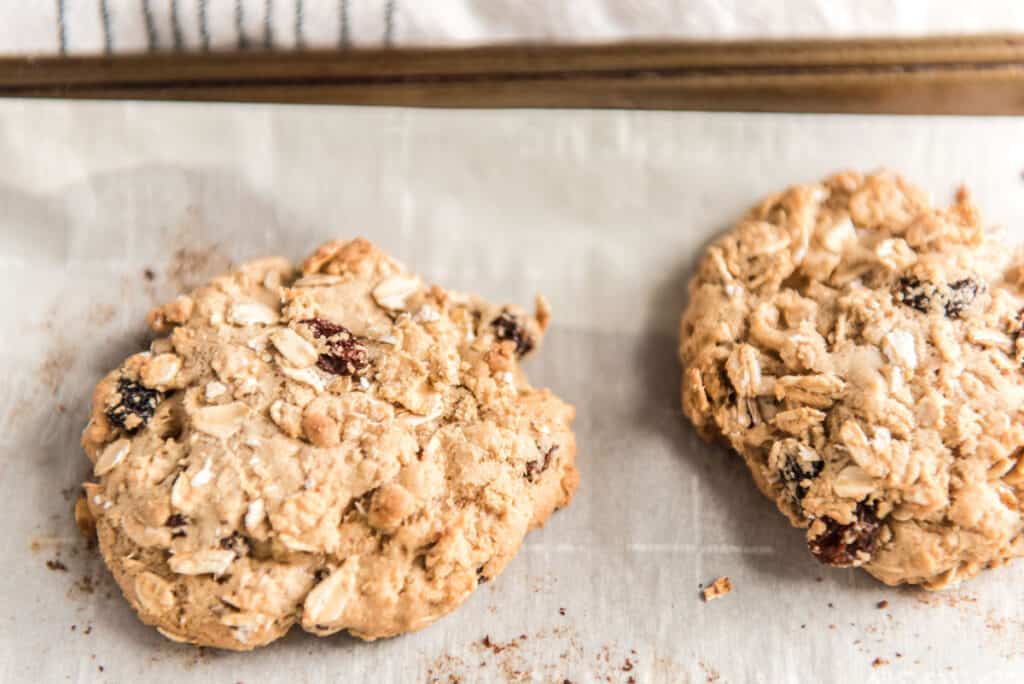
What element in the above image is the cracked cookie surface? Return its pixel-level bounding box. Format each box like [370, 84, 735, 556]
[80, 238, 578, 650]
[680, 171, 1024, 589]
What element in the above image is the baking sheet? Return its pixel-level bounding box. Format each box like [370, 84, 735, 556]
[1, 99, 1023, 683]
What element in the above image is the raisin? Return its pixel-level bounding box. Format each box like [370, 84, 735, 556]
[808, 502, 881, 567]
[781, 455, 824, 501]
[313, 568, 328, 584]
[105, 378, 162, 434]
[1013, 309, 1024, 365]
[303, 317, 346, 339]
[944, 278, 981, 318]
[165, 514, 188, 528]
[476, 566, 489, 584]
[219, 531, 249, 555]
[301, 318, 369, 377]
[491, 311, 534, 357]
[773, 439, 823, 503]
[894, 275, 982, 319]
[525, 444, 559, 482]
[894, 276, 936, 314]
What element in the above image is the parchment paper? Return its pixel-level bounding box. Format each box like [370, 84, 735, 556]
[1, 99, 1023, 683]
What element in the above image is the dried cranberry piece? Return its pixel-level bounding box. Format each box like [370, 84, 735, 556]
[106, 378, 162, 434]
[808, 503, 881, 567]
[301, 317, 369, 377]
[525, 444, 559, 482]
[491, 310, 534, 357]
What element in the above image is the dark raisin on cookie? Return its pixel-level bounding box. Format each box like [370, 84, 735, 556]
[894, 275, 982, 318]
[943, 278, 982, 318]
[808, 503, 881, 567]
[303, 317, 346, 340]
[219, 531, 250, 555]
[1013, 309, 1024, 365]
[301, 317, 369, 377]
[165, 513, 188, 528]
[491, 311, 534, 357]
[894, 276, 936, 314]
[525, 444, 559, 482]
[106, 378, 162, 434]
[773, 439, 823, 504]
[781, 455, 824, 501]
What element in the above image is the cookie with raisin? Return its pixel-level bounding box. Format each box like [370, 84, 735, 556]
[679, 171, 1024, 589]
[80, 238, 578, 650]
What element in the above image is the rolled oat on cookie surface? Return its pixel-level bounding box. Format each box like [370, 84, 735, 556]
[679, 171, 1024, 589]
[79, 237, 578, 650]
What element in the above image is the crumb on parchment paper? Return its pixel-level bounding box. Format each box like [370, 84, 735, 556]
[702, 576, 732, 602]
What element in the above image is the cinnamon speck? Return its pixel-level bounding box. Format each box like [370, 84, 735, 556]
[37, 339, 76, 395]
[74, 575, 95, 594]
[699, 661, 721, 682]
[872, 657, 889, 668]
[623, 658, 634, 671]
[144, 268, 156, 281]
[46, 559, 68, 572]
[877, 600, 889, 609]
[559, 607, 566, 616]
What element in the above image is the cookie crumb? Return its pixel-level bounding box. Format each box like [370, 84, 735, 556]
[876, 600, 889, 609]
[701, 576, 732, 602]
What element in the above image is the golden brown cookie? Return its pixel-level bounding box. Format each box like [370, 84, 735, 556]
[80, 238, 578, 650]
[680, 171, 1024, 589]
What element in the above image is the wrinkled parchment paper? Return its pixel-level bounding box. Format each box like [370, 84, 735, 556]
[1, 100, 1023, 683]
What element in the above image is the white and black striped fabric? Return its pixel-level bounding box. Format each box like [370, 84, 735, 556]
[3, 1, 1024, 56]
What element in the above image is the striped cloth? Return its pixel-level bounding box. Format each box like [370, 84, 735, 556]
[4, 1, 1024, 56]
